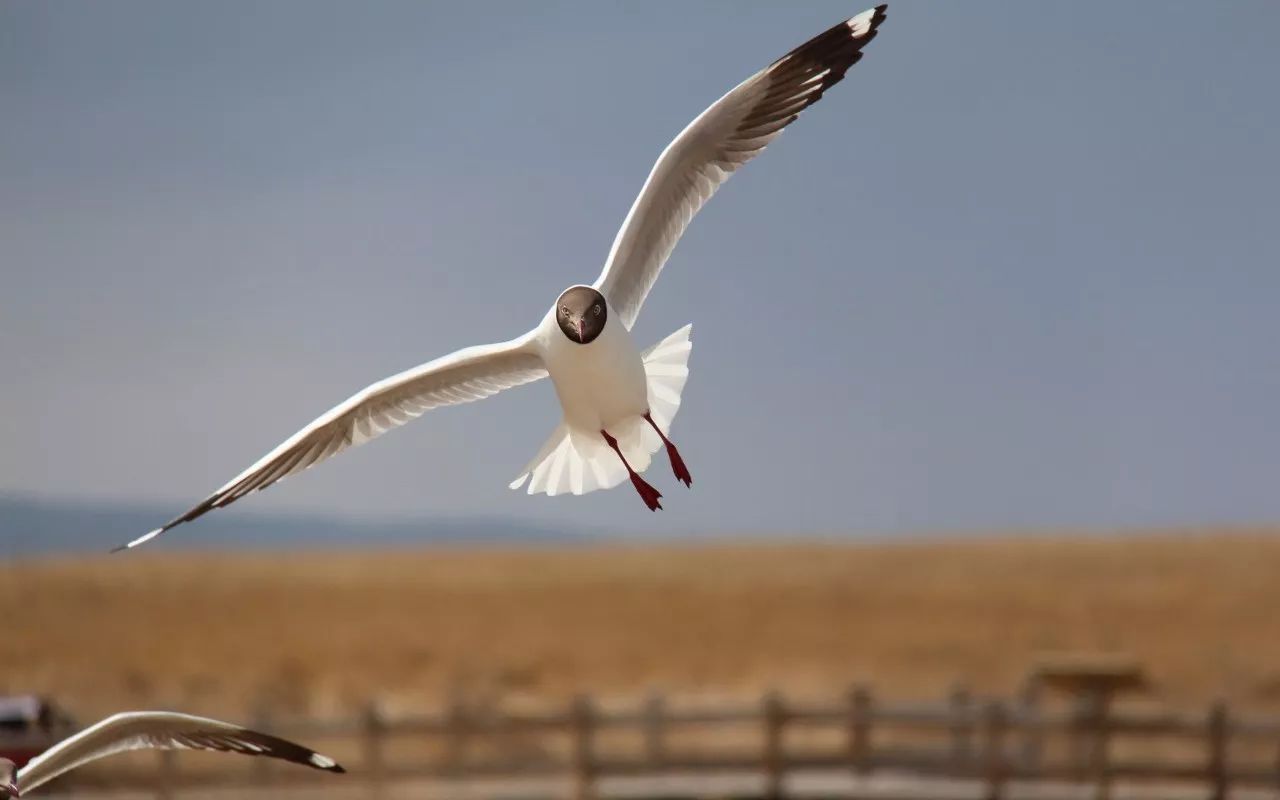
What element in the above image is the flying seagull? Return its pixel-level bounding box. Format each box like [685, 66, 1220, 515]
[116, 5, 888, 551]
[0, 711, 343, 797]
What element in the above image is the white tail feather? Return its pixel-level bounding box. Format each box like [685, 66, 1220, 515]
[509, 324, 692, 496]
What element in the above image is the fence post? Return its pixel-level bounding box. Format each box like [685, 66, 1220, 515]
[1273, 724, 1280, 795]
[1207, 700, 1229, 800]
[1067, 694, 1087, 780]
[643, 691, 666, 768]
[1018, 674, 1043, 775]
[1089, 695, 1112, 800]
[570, 694, 597, 800]
[846, 684, 872, 777]
[982, 700, 1007, 800]
[155, 748, 177, 800]
[949, 683, 973, 772]
[362, 701, 386, 800]
[763, 690, 787, 800]
[443, 696, 468, 774]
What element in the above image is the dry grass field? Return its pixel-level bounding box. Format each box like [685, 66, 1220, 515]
[5, 528, 1280, 722]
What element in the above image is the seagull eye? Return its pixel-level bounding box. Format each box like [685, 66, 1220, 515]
[593, 305, 601, 315]
[561, 306, 570, 316]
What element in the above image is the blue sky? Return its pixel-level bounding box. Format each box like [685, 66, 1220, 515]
[3, 1, 1278, 541]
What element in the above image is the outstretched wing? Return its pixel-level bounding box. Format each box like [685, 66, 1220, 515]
[594, 6, 888, 329]
[17, 711, 343, 793]
[115, 333, 547, 551]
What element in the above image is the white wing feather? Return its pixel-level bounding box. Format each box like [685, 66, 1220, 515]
[117, 332, 547, 550]
[594, 6, 888, 329]
[16, 711, 343, 793]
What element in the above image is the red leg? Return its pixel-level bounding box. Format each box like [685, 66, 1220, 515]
[644, 412, 692, 488]
[601, 429, 663, 511]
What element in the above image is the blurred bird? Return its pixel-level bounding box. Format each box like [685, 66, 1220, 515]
[0, 710, 343, 797]
[117, 5, 888, 550]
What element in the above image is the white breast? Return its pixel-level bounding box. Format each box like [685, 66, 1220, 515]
[536, 307, 649, 436]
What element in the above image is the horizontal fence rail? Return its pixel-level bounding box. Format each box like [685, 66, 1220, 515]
[11, 685, 1280, 799]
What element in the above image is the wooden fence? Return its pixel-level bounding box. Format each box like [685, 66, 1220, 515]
[19, 684, 1280, 799]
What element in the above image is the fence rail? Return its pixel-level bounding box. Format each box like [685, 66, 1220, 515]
[14, 684, 1280, 799]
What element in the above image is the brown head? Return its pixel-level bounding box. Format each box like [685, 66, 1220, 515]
[555, 286, 607, 345]
[1, 758, 17, 798]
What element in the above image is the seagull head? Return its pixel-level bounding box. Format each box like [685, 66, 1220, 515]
[0, 758, 18, 798]
[555, 286, 608, 345]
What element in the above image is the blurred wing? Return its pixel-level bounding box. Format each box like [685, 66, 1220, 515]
[115, 333, 547, 551]
[594, 5, 888, 329]
[17, 712, 343, 793]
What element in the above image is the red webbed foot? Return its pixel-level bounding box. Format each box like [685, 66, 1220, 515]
[629, 473, 664, 511]
[644, 412, 692, 488]
[666, 444, 692, 488]
[602, 428, 665, 512]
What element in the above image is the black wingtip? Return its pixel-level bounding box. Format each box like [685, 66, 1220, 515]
[849, 5, 889, 45]
[109, 526, 166, 553]
[303, 752, 346, 774]
[229, 728, 348, 775]
[855, 4, 890, 38]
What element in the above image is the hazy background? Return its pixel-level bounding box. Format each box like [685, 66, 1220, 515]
[3, 1, 1279, 555]
[6, 7, 1280, 799]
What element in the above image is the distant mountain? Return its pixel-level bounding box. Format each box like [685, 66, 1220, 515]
[0, 494, 595, 558]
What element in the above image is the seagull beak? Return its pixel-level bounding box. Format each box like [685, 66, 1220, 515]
[7, 780, 19, 797]
[576, 320, 585, 342]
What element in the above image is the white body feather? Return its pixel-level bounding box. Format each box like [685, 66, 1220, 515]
[511, 314, 692, 497]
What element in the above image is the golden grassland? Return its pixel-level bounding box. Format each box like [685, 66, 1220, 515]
[5, 528, 1280, 721]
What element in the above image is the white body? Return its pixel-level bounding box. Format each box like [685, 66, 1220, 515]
[538, 304, 649, 435]
[510, 305, 693, 497]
